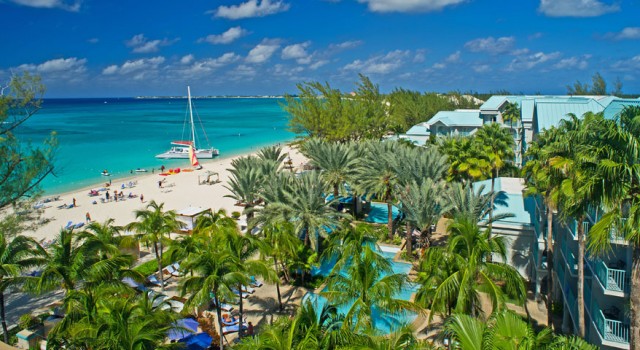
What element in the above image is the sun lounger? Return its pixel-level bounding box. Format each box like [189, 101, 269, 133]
[122, 277, 148, 292]
[221, 316, 240, 326]
[222, 323, 247, 335]
[249, 276, 263, 287]
[162, 265, 181, 277]
[232, 289, 250, 299]
[241, 285, 255, 294]
[64, 221, 73, 229]
[208, 294, 234, 311]
[147, 274, 171, 286]
[74, 222, 84, 229]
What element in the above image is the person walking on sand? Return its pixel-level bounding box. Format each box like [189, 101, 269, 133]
[105, 191, 110, 202]
[140, 194, 144, 202]
[85, 212, 91, 223]
[161, 165, 165, 172]
[158, 180, 163, 188]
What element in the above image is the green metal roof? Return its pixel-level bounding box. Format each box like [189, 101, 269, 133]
[603, 99, 640, 120]
[405, 123, 429, 135]
[480, 96, 508, 110]
[535, 98, 606, 132]
[473, 177, 534, 227]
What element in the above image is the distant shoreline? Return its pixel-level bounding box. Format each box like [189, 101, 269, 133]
[136, 95, 287, 99]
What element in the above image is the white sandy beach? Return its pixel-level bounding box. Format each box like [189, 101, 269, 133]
[25, 145, 305, 242]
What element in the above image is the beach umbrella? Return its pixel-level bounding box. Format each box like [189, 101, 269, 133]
[179, 332, 213, 350]
[167, 317, 199, 341]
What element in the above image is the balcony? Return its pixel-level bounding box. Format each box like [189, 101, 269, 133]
[562, 243, 578, 275]
[593, 305, 630, 346]
[590, 258, 628, 294]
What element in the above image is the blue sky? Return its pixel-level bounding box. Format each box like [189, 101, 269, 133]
[1, 0, 639, 97]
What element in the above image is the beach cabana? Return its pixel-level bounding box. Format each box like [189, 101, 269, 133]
[176, 207, 212, 233]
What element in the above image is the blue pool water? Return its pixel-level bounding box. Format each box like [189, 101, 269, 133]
[364, 202, 401, 224]
[306, 248, 418, 334]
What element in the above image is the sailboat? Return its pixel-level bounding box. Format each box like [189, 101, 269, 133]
[155, 86, 219, 159]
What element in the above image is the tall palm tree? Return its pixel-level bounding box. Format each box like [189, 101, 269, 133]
[419, 216, 526, 322]
[475, 122, 515, 231]
[0, 233, 46, 342]
[522, 126, 563, 329]
[322, 244, 420, 331]
[502, 101, 521, 130]
[301, 138, 358, 198]
[257, 171, 347, 251]
[585, 106, 640, 348]
[259, 222, 300, 311]
[127, 200, 182, 291]
[180, 238, 245, 350]
[397, 179, 450, 254]
[446, 182, 513, 225]
[225, 156, 266, 223]
[355, 140, 402, 239]
[37, 228, 87, 293]
[78, 218, 134, 260]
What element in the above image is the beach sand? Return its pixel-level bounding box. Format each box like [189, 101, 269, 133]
[25, 145, 305, 242]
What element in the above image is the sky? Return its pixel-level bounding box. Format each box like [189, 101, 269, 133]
[0, 0, 639, 97]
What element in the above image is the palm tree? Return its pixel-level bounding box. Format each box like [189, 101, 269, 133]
[502, 101, 521, 130]
[322, 244, 420, 331]
[225, 156, 265, 223]
[355, 140, 402, 240]
[259, 222, 300, 311]
[438, 135, 490, 182]
[180, 237, 244, 350]
[256, 171, 347, 251]
[127, 200, 182, 291]
[397, 179, 450, 254]
[419, 216, 526, 321]
[37, 228, 87, 293]
[446, 182, 513, 225]
[522, 126, 563, 329]
[78, 218, 134, 259]
[475, 122, 515, 231]
[444, 311, 553, 350]
[0, 233, 46, 342]
[585, 106, 640, 348]
[301, 138, 358, 198]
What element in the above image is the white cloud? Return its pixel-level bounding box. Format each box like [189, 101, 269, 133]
[309, 60, 329, 70]
[281, 42, 313, 64]
[413, 49, 426, 63]
[101, 57, 165, 75]
[612, 55, 640, 71]
[199, 27, 249, 45]
[179, 53, 241, 76]
[246, 40, 280, 63]
[432, 63, 446, 70]
[357, 0, 465, 13]
[330, 40, 363, 50]
[214, 0, 290, 20]
[17, 57, 87, 74]
[180, 54, 195, 65]
[464, 36, 515, 55]
[553, 55, 590, 70]
[10, 0, 80, 11]
[343, 50, 410, 74]
[126, 34, 177, 53]
[472, 64, 491, 73]
[606, 27, 640, 40]
[507, 51, 561, 71]
[538, 0, 619, 17]
[445, 51, 461, 63]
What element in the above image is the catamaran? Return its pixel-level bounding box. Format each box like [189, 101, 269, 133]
[155, 86, 219, 159]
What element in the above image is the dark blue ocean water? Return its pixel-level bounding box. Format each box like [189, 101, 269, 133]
[16, 98, 295, 194]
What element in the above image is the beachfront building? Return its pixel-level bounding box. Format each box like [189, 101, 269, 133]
[472, 177, 538, 281]
[399, 109, 482, 145]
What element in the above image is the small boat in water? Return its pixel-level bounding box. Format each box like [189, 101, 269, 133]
[135, 168, 147, 173]
[101, 170, 111, 176]
[156, 86, 219, 159]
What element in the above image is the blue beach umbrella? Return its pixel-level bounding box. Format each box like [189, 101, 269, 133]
[179, 332, 213, 350]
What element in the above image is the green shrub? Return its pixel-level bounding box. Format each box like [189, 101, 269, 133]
[231, 211, 241, 220]
[18, 314, 40, 330]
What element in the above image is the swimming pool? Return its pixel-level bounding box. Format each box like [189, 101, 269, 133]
[364, 202, 401, 224]
[305, 247, 418, 334]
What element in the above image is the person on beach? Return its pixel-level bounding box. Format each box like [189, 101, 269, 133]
[85, 212, 91, 223]
[161, 165, 165, 172]
[158, 180, 163, 188]
[247, 322, 254, 337]
[105, 191, 110, 201]
[72, 198, 76, 207]
[140, 194, 144, 202]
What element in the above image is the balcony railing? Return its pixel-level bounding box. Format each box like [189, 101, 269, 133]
[562, 244, 578, 275]
[564, 285, 579, 324]
[594, 307, 630, 345]
[591, 258, 627, 293]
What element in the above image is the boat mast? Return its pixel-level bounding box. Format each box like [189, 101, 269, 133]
[187, 86, 196, 149]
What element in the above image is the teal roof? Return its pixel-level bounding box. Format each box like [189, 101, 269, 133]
[535, 98, 606, 132]
[521, 99, 535, 123]
[429, 110, 482, 127]
[473, 177, 534, 227]
[480, 96, 508, 110]
[603, 99, 640, 120]
[405, 123, 429, 135]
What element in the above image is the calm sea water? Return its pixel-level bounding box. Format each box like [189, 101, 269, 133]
[16, 98, 296, 194]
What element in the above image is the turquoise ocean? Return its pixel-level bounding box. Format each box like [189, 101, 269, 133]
[16, 98, 295, 194]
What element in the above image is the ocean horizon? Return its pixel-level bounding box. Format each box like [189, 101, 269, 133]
[16, 97, 296, 195]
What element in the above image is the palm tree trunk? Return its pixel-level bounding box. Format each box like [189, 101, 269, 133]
[489, 172, 496, 236]
[1, 292, 8, 343]
[273, 256, 283, 311]
[577, 216, 585, 337]
[333, 184, 339, 198]
[545, 202, 555, 329]
[405, 222, 412, 256]
[237, 283, 245, 338]
[630, 245, 640, 350]
[387, 201, 393, 240]
[214, 295, 225, 350]
[154, 242, 164, 291]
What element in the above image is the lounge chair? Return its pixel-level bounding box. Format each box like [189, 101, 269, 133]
[64, 221, 73, 229]
[122, 277, 148, 292]
[147, 274, 170, 286]
[221, 315, 240, 326]
[222, 323, 247, 335]
[163, 265, 181, 277]
[208, 294, 234, 311]
[241, 285, 255, 294]
[232, 289, 250, 299]
[249, 276, 263, 287]
[74, 222, 84, 229]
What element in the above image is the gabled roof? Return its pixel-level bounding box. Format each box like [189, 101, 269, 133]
[428, 109, 482, 127]
[480, 96, 508, 111]
[535, 97, 606, 132]
[405, 123, 430, 135]
[603, 98, 640, 120]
